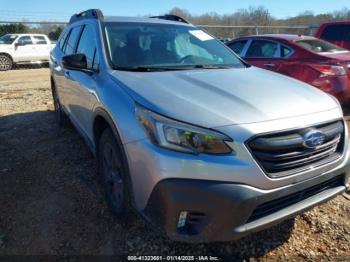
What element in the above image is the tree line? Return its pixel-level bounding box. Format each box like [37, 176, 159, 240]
[0, 23, 63, 40]
[0, 6, 349, 39]
[170, 6, 350, 37]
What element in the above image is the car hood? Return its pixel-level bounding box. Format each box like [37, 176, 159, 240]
[110, 66, 338, 128]
[0, 44, 13, 51]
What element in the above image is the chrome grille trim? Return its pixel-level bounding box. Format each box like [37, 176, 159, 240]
[247, 120, 344, 178]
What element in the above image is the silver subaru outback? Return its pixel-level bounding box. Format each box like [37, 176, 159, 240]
[50, 9, 350, 242]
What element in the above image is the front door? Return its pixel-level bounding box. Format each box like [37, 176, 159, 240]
[63, 24, 99, 140]
[13, 35, 35, 62]
[58, 25, 83, 114]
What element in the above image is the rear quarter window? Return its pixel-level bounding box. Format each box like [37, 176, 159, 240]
[281, 46, 293, 57]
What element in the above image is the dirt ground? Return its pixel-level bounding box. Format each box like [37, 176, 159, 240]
[0, 68, 349, 260]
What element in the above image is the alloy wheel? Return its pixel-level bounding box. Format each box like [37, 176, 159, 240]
[0, 56, 12, 71]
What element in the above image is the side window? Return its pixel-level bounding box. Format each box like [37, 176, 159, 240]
[17, 36, 33, 45]
[33, 36, 47, 45]
[64, 26, 82, 55]
[228, 40, 247, 56]
[76, 25, 97, 70]
[59, 30, 69, 50]
[246, 40, 279, 58]
[281, 46, 293, 58]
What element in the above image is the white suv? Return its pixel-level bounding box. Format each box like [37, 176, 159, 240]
[0, 34, 54, 70]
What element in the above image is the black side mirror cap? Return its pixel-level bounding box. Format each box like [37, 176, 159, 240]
[62, 53, 94, 74]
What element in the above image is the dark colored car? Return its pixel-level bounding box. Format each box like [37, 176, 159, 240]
[316, 21, 350, 50]
[227, 34, 350, 103]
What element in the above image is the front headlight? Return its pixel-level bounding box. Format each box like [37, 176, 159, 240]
[136, 105, 232, 154]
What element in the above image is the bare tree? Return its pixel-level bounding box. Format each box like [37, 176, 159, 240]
[166, 6, 350, 38]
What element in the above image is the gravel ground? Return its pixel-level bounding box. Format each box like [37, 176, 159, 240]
[0, 68, 349, 260]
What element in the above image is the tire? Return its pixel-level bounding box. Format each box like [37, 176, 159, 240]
[98, 128, 132, 224]
[51, 79, 68, 127]
[0, 54, 13, 71]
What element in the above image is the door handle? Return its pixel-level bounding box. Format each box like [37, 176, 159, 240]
[264, 63, 276, 68]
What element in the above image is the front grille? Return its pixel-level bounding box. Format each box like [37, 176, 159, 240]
[248, 120, 344, 178]
[247, 175, 344, 223]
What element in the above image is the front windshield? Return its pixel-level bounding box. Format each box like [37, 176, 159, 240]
[296, 39, 347, 53]
[104, 22, 246, 70]
[0, 34, 18, 44]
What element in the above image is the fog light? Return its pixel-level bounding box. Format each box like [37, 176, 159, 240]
[177, 211, 188, 228]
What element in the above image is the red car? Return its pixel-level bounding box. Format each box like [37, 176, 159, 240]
[227, 35, 350, 103]
[316, 21, 350, 50]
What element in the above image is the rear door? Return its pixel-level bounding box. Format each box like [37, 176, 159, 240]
[318, 24, 350, 50]
[32, 35, 51, 61]
[242, 39, 283, 72]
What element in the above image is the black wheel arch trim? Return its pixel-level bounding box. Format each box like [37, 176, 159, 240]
[0, 52, 13, 61]
[93, 107, 136, 206]
[93, 107, 122, 153]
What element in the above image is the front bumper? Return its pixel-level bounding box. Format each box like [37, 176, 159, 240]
[142, 166, 348, 243]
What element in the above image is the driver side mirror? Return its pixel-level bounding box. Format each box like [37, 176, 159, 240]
[62, 53, 94, 74]
[15, 42, 25, 47]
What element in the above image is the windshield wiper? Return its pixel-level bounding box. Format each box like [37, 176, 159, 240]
[196, 64, 233, 69]
[181, 64, 234, 70]
[114, 66, 190, 72]
[114, 64, 236, 72]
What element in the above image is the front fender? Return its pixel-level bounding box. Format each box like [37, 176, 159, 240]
[91, 75, 147, 147]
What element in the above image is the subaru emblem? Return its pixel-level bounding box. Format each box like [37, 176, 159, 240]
[302, 129, 326, 148]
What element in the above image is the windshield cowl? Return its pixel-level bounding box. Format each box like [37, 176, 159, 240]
[113, 64, 244, 72]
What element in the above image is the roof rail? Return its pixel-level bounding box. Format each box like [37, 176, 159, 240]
[69, 9, 104, 24]
[150, 14, 189, 24]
